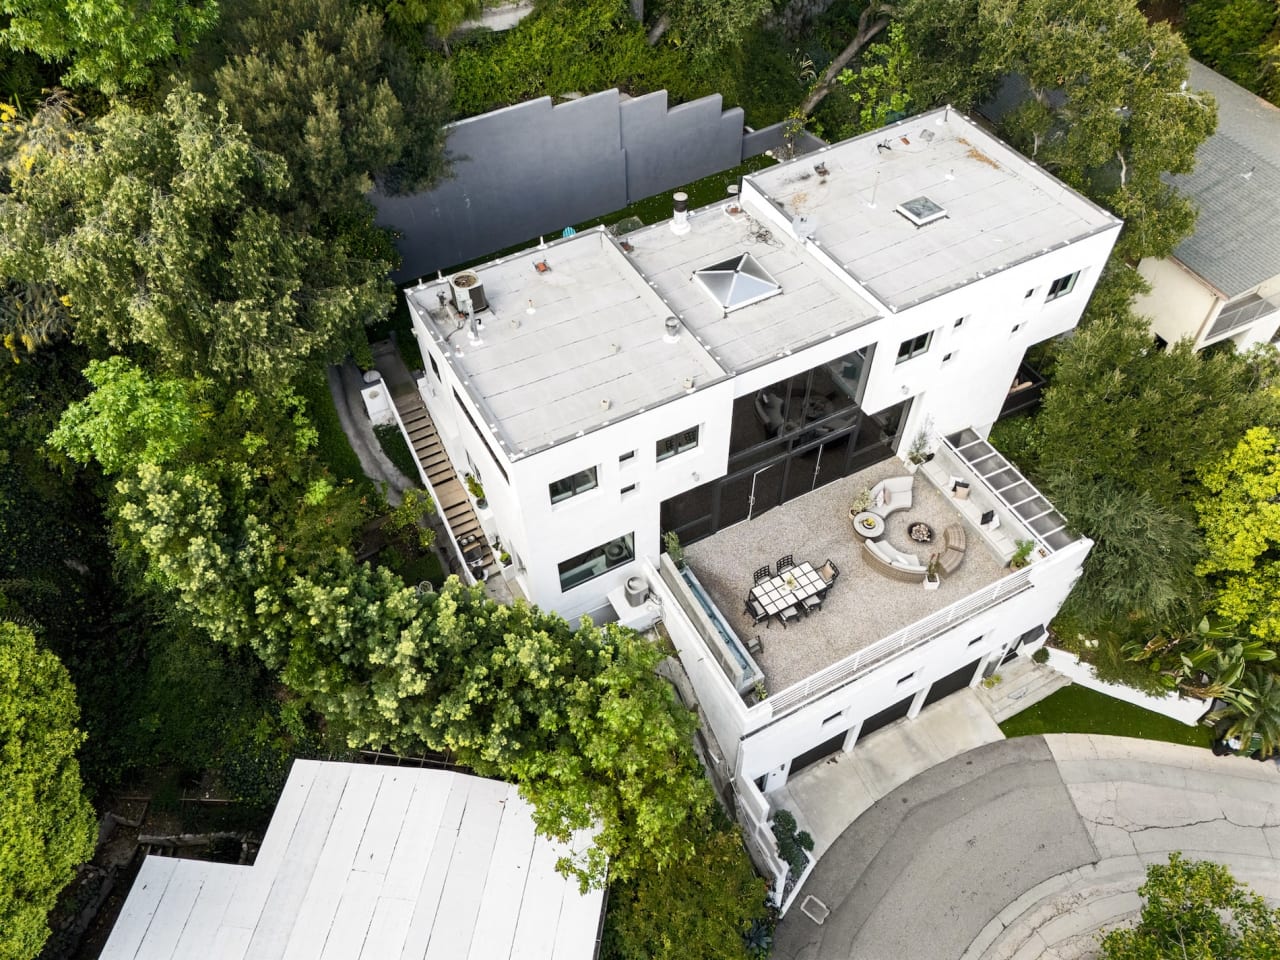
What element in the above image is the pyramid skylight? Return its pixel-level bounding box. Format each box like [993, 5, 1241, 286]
[694, 253, 782, 312]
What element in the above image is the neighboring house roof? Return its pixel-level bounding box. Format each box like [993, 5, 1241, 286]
[1168, 61, 1280, 299]
[99, 762, 604, 960]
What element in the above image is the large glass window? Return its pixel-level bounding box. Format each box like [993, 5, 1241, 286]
[558, 533, 634, 591]
[549, 466, 598, 504]
[1045, 271, 1079, 301]
[656, 426, 699, 462]
[896, 332, 932, 363]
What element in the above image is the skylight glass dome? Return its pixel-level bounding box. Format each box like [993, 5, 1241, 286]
[694, 253, 782, 312]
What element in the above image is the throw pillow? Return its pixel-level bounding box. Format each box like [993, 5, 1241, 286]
[980, 510, 995, 525]
[954, 482, 971, 501]
[883, 488, 892, 505]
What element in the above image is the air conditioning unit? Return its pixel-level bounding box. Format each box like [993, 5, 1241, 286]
[449, 270, 488, 315]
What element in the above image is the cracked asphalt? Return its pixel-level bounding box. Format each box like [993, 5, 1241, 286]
[774, 735, 1280, 960]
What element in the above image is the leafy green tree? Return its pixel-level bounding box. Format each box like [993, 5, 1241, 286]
[211, 0, 451, 204]
[645, 0, 771, 65]
[382, 0, 481, 53]
[0, 621, 96, 960]
[1196, 427, 1280, 644]
[1099, 853, 1280, 957]
[896, 0, 1217, 261]
[838, 21, 913, 135]
[1027, 314, 1280, 625]
[1185, 0, 1278, 94]
[1127, 616, 1277, 698]
[602, 819, 768, 960]
[0, 0, 218, 94]
[1, 86, 389, 388]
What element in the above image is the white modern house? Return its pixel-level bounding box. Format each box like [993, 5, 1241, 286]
[99, 762, 604, 960]
[1133, 60, 1280, 351]
[394, 108, 1120, 904]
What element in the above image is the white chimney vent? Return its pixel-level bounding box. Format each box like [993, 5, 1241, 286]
[664, 316, 681, 343]
[671, 192, 690, 236]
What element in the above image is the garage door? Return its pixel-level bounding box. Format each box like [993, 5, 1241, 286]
[789, 729, 848, 776]
[856, 694, 916, 742]
[922, 659, 981, 709]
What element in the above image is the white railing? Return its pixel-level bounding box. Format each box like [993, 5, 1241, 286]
[765, 568, 1034, 715]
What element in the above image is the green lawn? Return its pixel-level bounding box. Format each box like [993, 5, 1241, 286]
[1000, 685, 1211, 749]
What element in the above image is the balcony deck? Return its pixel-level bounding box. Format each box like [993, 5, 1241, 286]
[683, 461, 1009, 694]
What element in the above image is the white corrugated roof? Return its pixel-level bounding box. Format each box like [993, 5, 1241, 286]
[99, 762, 603, 960]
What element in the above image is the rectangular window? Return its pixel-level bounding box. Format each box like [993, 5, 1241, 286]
[895, 332, 932, 363]
[619, 450, 635, 463]
[942, 351, 956, 365]
[1045, 272, 1079, 301]
[620, 483, 636, 495]
[558, 533, 635, 592]
[1024, 288, 1034, 299]
[549, 466, 599, 504]
[656, 426, 699, 462]
[953, 316, 965, 328]
[429, 352, 441, 380]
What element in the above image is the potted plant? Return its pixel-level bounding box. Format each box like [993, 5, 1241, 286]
[464, 473, 487, 509]
[904, 418, 935, 472]
[924, 553, 941, 590]
[1009, 539, 1035, 569]
[499, 551, 511, 566]
[662, 530, 685, 569]
[848, 486, 873, 519]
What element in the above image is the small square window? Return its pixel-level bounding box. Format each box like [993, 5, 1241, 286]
[953, 316, 965, 328]
[896, 332, 932, 364]
[942, 351, 955, 364]
[1046, 272, 1079, 302]
[619, 450, 635, 463]
[1024, 288, 1034, 299]
[620, 483, 636, 495]
[1010, 324, 1021, 334]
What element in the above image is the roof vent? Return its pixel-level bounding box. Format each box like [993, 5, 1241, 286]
[694, 253, 781, 312]
[664, 316, 681, 343]
[895, 196, 948, 227]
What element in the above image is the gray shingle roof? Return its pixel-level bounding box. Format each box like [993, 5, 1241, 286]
[1169, 62, 1280, 297]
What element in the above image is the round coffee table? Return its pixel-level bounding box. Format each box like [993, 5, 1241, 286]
[852, 511, 885, 539]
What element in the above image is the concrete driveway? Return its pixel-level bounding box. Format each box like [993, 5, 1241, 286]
[774, 735, 1280, 960]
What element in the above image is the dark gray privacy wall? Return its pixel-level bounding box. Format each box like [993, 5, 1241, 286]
[374, 89, 748, 282]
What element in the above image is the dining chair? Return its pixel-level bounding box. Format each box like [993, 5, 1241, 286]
[818, 558, 839, 585]
[744, 597, 770, 626]
[802, 593, 823, 615]
[776, 554, 795, 574]
[777, 605, 800, 629]
[753, 565, 772, 585]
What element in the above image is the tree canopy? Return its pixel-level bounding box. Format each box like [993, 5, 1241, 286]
[0, 86, 390, 388]
[1196, 427, 1280, 644]
[0, 621, 96, 960]
[0, 0, 218, 94]
[1099, 853, 1280, 958]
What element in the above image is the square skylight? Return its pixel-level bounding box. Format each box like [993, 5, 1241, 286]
[694, 253, 782, 312]
[896, 196, 948, 227]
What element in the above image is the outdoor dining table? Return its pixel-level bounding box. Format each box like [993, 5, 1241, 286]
[750, 562, 825, 616]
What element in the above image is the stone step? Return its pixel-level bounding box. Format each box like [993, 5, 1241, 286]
[988, 674, 1071, 724]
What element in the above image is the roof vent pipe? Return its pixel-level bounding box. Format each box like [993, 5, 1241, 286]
[670, 192, 690, 236]
[664, 316, 680, 343]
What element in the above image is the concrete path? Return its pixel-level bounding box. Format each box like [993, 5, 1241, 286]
[776, 689, 1004, 858]
[775, 735, 1280, 960]
[326, 357, 412, 502]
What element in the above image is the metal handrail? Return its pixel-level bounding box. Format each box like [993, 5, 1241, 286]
[765, 568, 1034, 715]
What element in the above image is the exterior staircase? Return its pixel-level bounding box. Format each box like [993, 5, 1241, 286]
[391, 390, 495, 580]
[973, 655, 1071, 724]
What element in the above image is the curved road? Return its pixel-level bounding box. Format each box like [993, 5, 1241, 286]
[774, 735, 1280, 960]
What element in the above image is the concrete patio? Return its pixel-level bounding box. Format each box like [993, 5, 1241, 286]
[683, 461, 1009, 693]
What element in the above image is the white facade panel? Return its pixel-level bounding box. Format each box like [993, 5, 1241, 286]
[1135, 257, 1221, 346]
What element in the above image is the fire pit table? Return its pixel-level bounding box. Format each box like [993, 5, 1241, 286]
[907, 521, 934, 544]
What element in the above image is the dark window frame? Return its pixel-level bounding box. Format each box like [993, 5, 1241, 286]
[557, 533, 635, 592]
[549, 466, 599, 504]
[1045, 272, 1079, 302]
[656, 426, 700, 462]
[896, 332, 932, 364]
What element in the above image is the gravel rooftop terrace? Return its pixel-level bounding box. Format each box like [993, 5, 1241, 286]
[683, 461, 1009, 694]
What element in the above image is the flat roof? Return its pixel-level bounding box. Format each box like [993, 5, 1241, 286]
[99, 762, 604, 960]
[1167, 61, 1280, 297]
[746, 108, 1120, 310]
[624, 203, 881, 372]
[407, 229, 726, 456]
